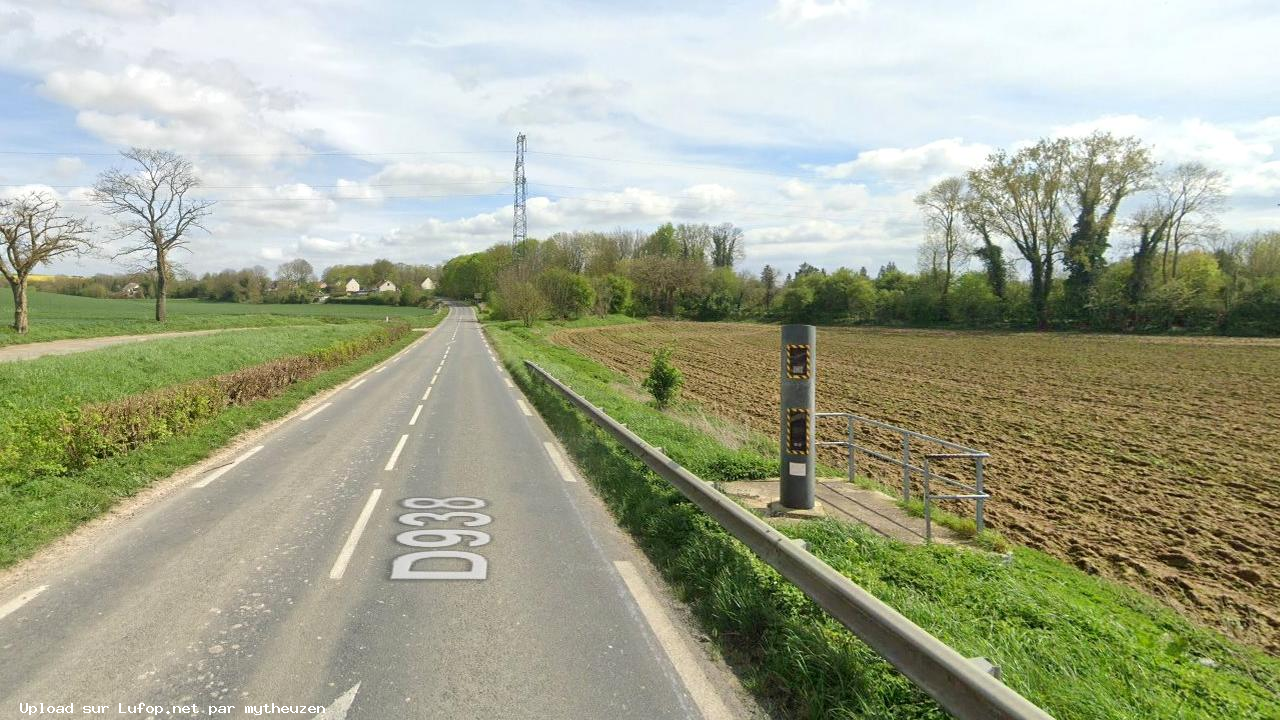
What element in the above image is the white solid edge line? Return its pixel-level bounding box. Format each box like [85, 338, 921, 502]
[0, 584, 47, 622]
[375, 366, 386, 373]
[409, 404, 423, 426]
[421, 386, 433, 401]
[301, 402, 333, 421]
[384, 434, 409, 471]
[505, 378, 514, 388]
[613, 561, 734, 720]
[348, 378, 367, 390]
[542, 441, 578, 483]
[329, 490, 382, 580]
[194, 445, 264, 488]
[516, 398, 533, 416]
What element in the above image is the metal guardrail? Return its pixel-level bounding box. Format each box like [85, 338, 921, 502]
[815, 412, 990, 541]
[524, 361, 1054, 720]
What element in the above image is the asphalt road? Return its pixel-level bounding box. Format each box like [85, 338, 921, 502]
[0, 305, 754, 719]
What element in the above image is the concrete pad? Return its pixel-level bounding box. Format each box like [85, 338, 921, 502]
[720, 479, 971, 546]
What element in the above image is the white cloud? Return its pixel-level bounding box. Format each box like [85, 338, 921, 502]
[772, 0, 869, 25]
[257, 246, 283, 261]
[15, 0, 176, 20]
[39, 64, 304, 162]
[499, 76, 630, 126]
[815, 138, 992, 184]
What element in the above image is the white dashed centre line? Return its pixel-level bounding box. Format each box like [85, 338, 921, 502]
[422, 386, 433, 401]
[543, 441, 578, 483]
[329, 490, 382, 580]
[0, 584, 47, 622]
[385, 434, 409, 471]
[431, 372, 439, 385]
[409, 404, 423, 426]
[516, 398, 534, 416]
[194, 445, 264, 488]
[301, 402, 332, 421]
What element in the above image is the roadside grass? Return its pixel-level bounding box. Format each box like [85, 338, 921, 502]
[0, 308, 445, 570]
[0, 290, 439, 346]
[0, 323, 377, 417]
[486, 316, 1280, 720]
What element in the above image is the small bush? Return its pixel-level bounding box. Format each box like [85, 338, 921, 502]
[641, 348, 683, 410]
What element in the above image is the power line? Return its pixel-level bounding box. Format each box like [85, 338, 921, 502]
[527, 150, 819, 181]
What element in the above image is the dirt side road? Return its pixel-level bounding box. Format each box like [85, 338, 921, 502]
[0, 328, 253, 363]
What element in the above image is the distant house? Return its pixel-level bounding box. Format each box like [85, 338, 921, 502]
[317, 281, 329, 291]
[121, 282, 143, 298]
[376, 280, 397, 293]
[420, 277, 435, 291]
[345, 278, 361, 293]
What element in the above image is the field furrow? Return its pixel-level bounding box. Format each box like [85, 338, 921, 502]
[553, 320, 1280, 652]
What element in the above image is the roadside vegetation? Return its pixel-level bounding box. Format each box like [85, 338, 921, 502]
[486, 315, 1280, 720]
[0, 308, 445, 569]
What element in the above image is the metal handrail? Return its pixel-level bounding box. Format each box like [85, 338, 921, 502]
[815, 412, 989, 535]
[525, 361, 1054, 720]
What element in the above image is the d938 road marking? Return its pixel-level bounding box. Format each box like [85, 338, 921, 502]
[390, 497, 490, 581]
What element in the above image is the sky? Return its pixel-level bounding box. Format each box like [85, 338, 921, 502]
[0, 0, 1277, 280]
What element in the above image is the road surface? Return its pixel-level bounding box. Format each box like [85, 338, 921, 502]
[0, 305, 755, 719]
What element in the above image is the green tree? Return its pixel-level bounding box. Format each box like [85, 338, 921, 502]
[537, 267, 594, 318]
[760, 264, 778, 309]
[642, 348, 683, 409]
[1063, 133, 1154, 317]
[967, 138, 1073, 329]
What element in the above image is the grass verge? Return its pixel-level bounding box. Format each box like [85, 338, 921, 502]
[487, 317, 1280, 720]
[0, 290, 441, 346]
[0, 308, 445, 569]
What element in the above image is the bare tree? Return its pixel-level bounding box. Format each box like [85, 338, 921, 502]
[1156, 162, 1227, 281]
[915, 176, 967, 300]
[967, 139, 1073, 329]
[92, 148, 213, 322]
[276, 257, 315, 288]
[0, 193, 96, 333]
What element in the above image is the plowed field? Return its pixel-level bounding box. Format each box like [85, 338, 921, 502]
[553, 321, 1280, 652]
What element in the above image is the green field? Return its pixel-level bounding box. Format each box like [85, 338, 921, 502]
[0, 324, 375, 417]
[0, 290, 439, 345]
[487, 316, 1280, 720]
[0, 307, 445, 568]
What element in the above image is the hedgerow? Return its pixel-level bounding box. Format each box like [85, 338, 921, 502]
[0, 322, 407, 484]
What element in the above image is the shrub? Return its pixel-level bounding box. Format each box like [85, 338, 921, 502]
[537, 268, 595, 319]
[642, 348, 683, 410]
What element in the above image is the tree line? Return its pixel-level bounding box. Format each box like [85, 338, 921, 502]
[39, 257, 440, 308]
[438, 132, 1278, 335]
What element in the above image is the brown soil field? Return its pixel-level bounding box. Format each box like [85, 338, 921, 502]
[552, 321, 1280, 652]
